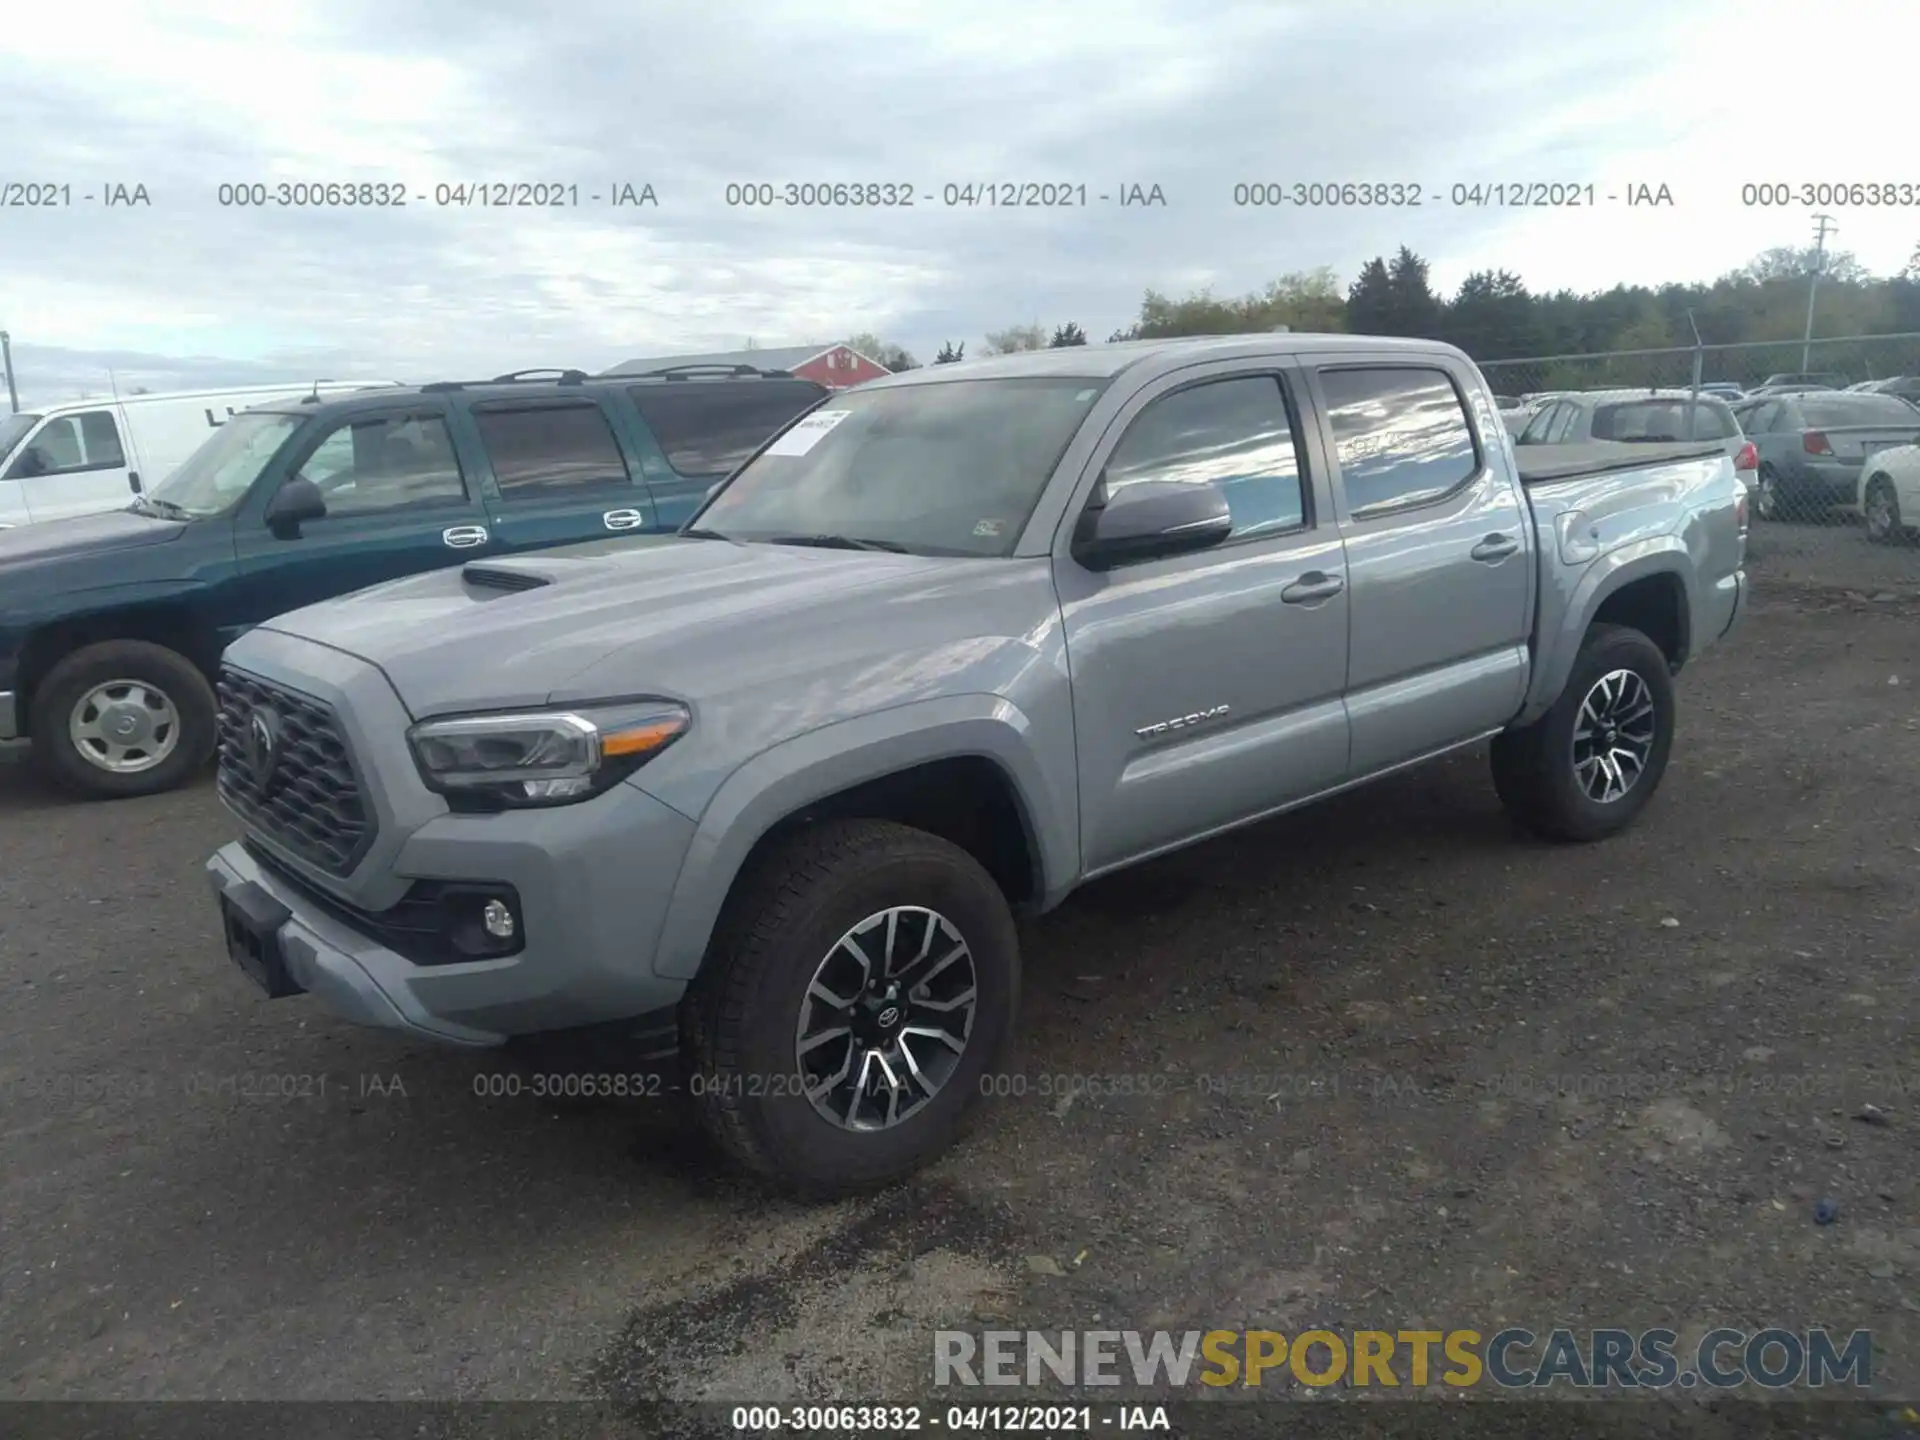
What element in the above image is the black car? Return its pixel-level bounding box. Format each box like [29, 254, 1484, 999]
[0, 365, 829, 798]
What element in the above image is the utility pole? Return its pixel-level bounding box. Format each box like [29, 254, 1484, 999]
[0, 330, 17, 413]
[1802, 213, 1836, 371]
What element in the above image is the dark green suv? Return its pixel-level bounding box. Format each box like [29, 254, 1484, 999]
[0, 366, 828, 798]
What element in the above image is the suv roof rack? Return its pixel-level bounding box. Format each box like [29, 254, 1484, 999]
[627, 363, 797, 381]
[491, 368, 590, 384]
[417, 369, 594, 393]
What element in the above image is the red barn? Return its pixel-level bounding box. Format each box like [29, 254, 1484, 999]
[602, 343, 892, 389]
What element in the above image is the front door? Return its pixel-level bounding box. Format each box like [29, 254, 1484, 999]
[1053, 364, 1352, 875]
[1304, 359, 1533, 777]
[230, 405, 494, 631]
[6, 406, 139, 521]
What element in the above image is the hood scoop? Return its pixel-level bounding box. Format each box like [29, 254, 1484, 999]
[461, 560, 552, 593]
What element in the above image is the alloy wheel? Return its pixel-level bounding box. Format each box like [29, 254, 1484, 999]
[1570, 668, 1657, 804]
[794, 906, 978, 1131]
[1865, 484, 1898, 541]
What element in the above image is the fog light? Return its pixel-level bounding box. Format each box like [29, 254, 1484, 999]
[482, 898, 516, 940]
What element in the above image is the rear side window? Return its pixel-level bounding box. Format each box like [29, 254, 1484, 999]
[627, 382, 824, 476]
[1319, 367, 1479, 514]
[471, 402, 632, 498]
[1591, 400, 1736, 441]
[1516, 403, 1561, 445]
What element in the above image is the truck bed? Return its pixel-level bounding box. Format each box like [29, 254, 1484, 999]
[1514, 440, 1725, 486]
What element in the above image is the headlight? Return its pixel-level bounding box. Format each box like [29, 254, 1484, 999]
[407, 700, 689, 808]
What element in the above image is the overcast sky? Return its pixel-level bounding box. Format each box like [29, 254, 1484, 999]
[2, 0, 1914, 405]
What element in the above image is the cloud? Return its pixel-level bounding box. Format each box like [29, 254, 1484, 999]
[0, 0, 1911, 402]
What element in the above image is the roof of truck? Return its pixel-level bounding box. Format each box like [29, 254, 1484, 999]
[867, 333, 1466, 386]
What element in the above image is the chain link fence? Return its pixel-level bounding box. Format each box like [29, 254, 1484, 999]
[1479, 334, 1920, 596]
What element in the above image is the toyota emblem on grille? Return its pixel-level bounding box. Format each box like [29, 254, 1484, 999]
[247, 706, 282, 783]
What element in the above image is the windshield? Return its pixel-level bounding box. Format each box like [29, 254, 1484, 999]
[690, 377, 1108, 556]
[146, 411, 308, 518]
[1799, 395, 1920, 428]
[1591, 399, 1736, 441]
[0, 412, 41, 459]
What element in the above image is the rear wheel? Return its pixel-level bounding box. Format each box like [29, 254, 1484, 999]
[682, 818, 1019, 1198]
[1864, 476, 1909, 544]
[28, 640, 217, 799]
[1754, 467, 1782, 522]
[1490, 623, 1675, 843]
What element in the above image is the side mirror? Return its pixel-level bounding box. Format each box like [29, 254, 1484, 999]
[264, 476, 327, 537]
[1072, 478, 1232, 572]
[7, 448, 47, 480]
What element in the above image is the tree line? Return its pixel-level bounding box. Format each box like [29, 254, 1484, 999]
[847, 241, 1920, 383]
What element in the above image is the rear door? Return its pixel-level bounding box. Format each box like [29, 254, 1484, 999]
[231, 404, 493, 625]
[1304, 357, 1533, 777]
[6, 405, 140, 521]
[460, 396, 654, 553]
[622, 379, 828, 528]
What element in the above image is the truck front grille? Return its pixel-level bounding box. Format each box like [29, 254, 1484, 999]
[217, 668, 375, 876]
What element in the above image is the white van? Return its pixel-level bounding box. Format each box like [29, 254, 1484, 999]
[0, 382, 400, 527]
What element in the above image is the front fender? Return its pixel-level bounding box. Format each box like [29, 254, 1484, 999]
[645, 693, 1076, 980]
[1518, 541, 1692, 726]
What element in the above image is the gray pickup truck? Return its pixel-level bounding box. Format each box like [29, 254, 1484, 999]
[205, 335, 1748, 1195]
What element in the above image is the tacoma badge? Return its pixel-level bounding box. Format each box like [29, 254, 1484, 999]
[1134, 704, 1230, 740]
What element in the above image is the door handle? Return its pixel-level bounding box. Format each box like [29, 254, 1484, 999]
[1280, 571, 1345, 605]
[602, 508, 647, 531]
[1470, 533, 1520, 562]
[442, 525, 489, 549]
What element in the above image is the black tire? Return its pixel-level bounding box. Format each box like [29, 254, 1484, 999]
[682, 818, 1019, 1199]
[1489, 623, 1676, 843]
[28, 640, 217, 799]
[1863, 475, 1908, 545]
[1754, 466, 1781, 522]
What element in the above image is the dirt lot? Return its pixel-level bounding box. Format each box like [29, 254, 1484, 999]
[2, 586, 1916, 1424]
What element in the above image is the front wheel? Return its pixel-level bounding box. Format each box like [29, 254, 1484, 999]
[1754, 467, 1781, 522]
[682, 818, 1020, 1198]
[1864, 476, 1909, 545]
[28, 639, 218, 799]
[1490, 623, 1676, 843]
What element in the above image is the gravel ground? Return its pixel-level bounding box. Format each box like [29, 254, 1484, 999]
[1, 588, 1915, 1421]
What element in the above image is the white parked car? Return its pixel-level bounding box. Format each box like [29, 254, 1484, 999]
[1858, 442, 1920, 544]
[0, 382, 399, 527]
[1514, 388, 1757, 498]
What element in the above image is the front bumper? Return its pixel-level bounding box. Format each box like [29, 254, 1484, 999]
[203, 629, 700, 1046]
[207, 778, 699, 1044]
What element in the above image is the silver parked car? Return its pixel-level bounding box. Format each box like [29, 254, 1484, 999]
[1514, 389, 1757, 498]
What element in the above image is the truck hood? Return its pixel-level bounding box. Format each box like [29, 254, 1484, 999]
[259, 537, 1059, 718]
[0, 507, 186, 567]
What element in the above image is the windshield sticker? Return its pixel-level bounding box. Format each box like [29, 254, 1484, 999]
[764, 409, 852, 456]
[973, 518, 1005, 537]
[1076, 389, 1098, 402]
